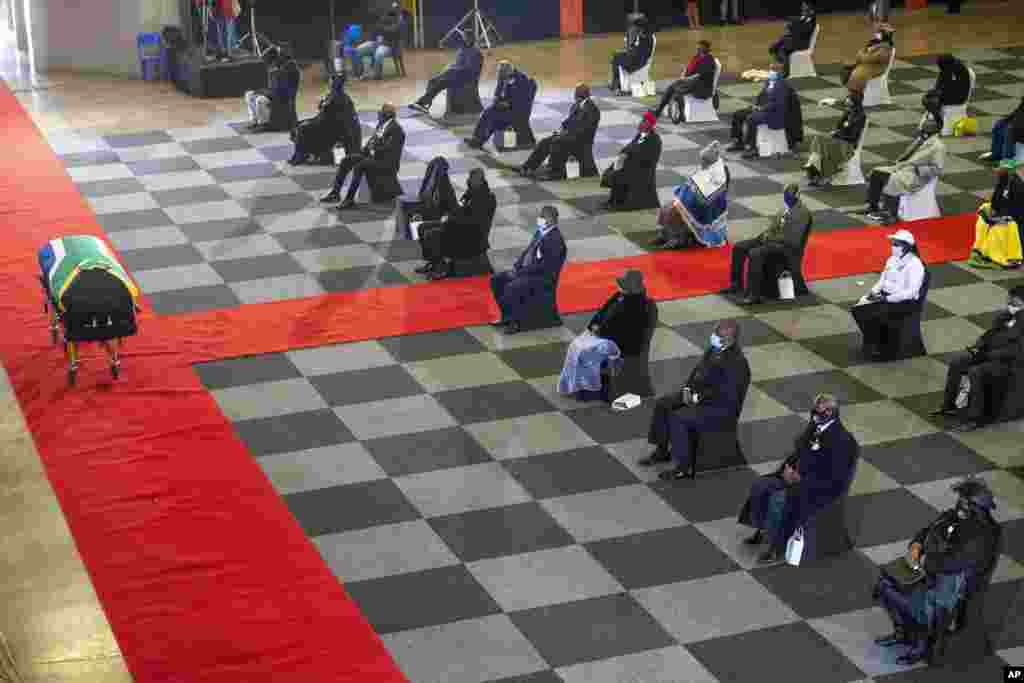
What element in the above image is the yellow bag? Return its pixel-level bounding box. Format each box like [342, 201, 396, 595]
[971, 203, 1023, 268]
[954, 116, 978, 137]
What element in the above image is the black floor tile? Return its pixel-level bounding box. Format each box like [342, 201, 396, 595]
[308, 364, 425, 407]
[860, 432, 993, 486]
[182, 136, 253, 155]
[673, 316, 788, 348]
[207, 163, 281, 183]
[120, 243, 206, 271]
[283, 479, 420, 537]
[125, 156, 200, 176]
[798, 332, 867, 369]
[272, 225, 363, 251]
[316, 264, 410, 292]
[437, 381, 556, 424]
[502, 447, 639, 499]
[739, 414, 812, 465]
[846, 488, 943, 548]
[151, 185, 231, 207]
[146, 284, 241, 315]
[362, 426, 494, 477]
[77, 177, 146, 198]
[751, 550, 880, 620]
[240, 192, 318, 215]
[176, 218, 263, 241]
[565, 400, 656, 444]
[498, 343, 572, 381]
[650, 466, 759, 524]
[756, 368, 886, 412]
[195, 353, 301, 390]
[429, 502, 575, 562]
[209, 253, 306, 283]
[232, 408, 355, 456]
[380, 328, 487, 362]
[926, 262, 984, 289]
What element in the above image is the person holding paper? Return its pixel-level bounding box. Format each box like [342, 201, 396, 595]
[415, 168, 497, 280]
[519, 84, 600, 181]
[652, 141, 730, 249]
[601, 112, 662, 211]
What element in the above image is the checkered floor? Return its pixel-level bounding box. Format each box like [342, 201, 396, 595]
[196, 260, 1024, 683]
[47, 46, 1024, 316]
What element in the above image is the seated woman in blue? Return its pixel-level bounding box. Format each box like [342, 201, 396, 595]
[652, 141, 731, 249]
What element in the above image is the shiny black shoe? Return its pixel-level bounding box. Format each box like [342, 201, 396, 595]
[337, 198, 356, 210]
[720, 285, 741, 296]
[414, 262, 436, 274]
[874, 631, 909, 648]
[658, 466, 694, 482]
[953, 421, 980, 432]
[896, 642, 928, 666]
[638, 448, 671, 466]
[489, 319, 511, 328]
[738, 295, 762, 306]
[757, 548, 783, 565]
[319, 190, 341, 204]
[929, 406, 956, 416]
[503, 320, 521, 334]
[743, 530, 763, 546]
[463, 137, 483, 149]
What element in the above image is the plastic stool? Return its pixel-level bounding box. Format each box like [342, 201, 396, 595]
[137, 32, 164, 81]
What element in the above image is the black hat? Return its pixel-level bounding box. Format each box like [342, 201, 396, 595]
[951, 477, 996, 512]
[616, 270, 645, 295]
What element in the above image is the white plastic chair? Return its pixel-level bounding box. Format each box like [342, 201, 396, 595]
[863, 46, 897, 108]
[941, 66, 976, 137]
[1016, 142, 1024, 162]
[757, 125, 790, 158]
[620, 35, 657, 97]
[898, 177, 941, 222]
[683, 58, 722, 123]
[832, 119, 870, 186]
[788, 25, 820, 78]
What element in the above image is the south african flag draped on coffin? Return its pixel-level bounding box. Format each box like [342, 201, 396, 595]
[38, 236, 140, 341]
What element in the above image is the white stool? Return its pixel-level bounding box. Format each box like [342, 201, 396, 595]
[1016, 142, 1024, 163]
[832, 119, 870, 186]
[940, 66, 976, 136]
[683, 58, 723, 123]
[788, 25, 820, 78]
[757, 126, 790, 158]
[898, 177, 941, 222]
[863, 47, 897, 108]
[620, 35, 657, 98]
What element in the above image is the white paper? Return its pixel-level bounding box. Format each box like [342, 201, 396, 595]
[409, 221, 422, 241]
[612, 394, 642, 411]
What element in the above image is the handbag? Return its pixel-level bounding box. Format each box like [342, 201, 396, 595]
[953, 116, 978, 137]
[785, 526, 805, 566]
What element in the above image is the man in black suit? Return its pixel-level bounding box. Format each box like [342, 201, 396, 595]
[520, 84, 601, 181]
[738, 394, 859, 564]
[652, 40, 717, 120]
[770, 1, 817, 73]
[610, 13, 655, 94]
[415, 168, 498, 280]
[932, 286, 1024, 431]
[490, 205, 568, 334]
[320, 103, 405, 209]
[601, 111, 662, 211]
[726, 62, 791, 159]
[408, 33, 483, 115]
[639, 319, 751, 480]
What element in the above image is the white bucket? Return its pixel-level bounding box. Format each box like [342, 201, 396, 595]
[778, 271, 796, 300]
[502, 129, 517, 149]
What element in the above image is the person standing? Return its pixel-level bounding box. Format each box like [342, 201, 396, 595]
[720, 0, 742, 25]
[687, 0, 702, 29]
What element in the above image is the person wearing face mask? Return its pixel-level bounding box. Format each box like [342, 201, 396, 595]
[724, 183, 811, 305]
[970, 160, 1024, 269]
[519, 84, 601, 181]
[651, 41, 716, 121]
[864, 112, 945, 225]
[408, 32, 483, 115]
[639, 320, 751, 480]
[843, 27, 894, 98]
[600, 112, 662, 212]
[489, 206, 567, 334]
[464, 61, 536, 150]
[804, 92, 867, 188]
[737, 394, 859, 564]
[930, 287, 1024, 431]
[654, 141, 730, 250]
[289, 73, 361, 166]
[923, 55, 971, 131]
[415, 168, 498, 280]
[609, 13, 654, 95]
[980, 97, 1024, 164]
[850, 229, 927, 360]
[320, 103, 405, 209]
[872, 477, 1000, 666]
[725, 62, 791, 159]
[770, 2, 817, 75]
[243, 45, 301, 133]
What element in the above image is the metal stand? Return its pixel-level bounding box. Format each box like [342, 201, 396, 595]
[201, 0, 213, 60]
[238, 0, 271, 57]
[439, 0, 501, 50]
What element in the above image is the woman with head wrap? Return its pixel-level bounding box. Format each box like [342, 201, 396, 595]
[844, 26, 894, 97]
[805, 92, 867, 187]
[289, 73, 362, 165]
[865, 112, 945, 225]
[969, 160, 1024, 269]
[653, 141, 730, 249]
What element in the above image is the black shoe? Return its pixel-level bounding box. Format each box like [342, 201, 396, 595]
[319, 191, 341, 204]
[246, 123, 268, 133]
[742, 148, 759, 160]
[874, 631, 909, 648]
[536, 170, 568, 182]
[651, 236, 669, 248]
[503, 320, 521, 334]
[738, 295, 762, 305]
[464, 137, 483, 149]
[720, 285, 741, 296]
[953, 421, 980, 433]
[287, 155, 305, 166]
[337, 198, 356, 210]
[427, 264, 452, 280]
[743, 530, 764, 545]
[896, 643, 928, 666]
[314, 153, 335, 165]
[408, 102, 430, 115]
[415, 262, 436, 274]
[598, 200, 615, 212]
[659, 466, 694, 481]
[726, 142, 745, 153]
[518, 166, 535, 179]
[865, 210, 890, 224]
[490, 319, 511, 328]
[757, 548, 783, 565]
[929, 406, 956, 416]
[862, 344, 881, 360]
[638, 448, 671, 466]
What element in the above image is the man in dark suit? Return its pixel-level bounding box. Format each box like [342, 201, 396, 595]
[639, 319, 751, 480]
[610, 13, 655, 94]
[652, 40, 717, 120]
[932, 286, 1024, 431]
[520, 84, 601, 181]
[770, 1, 817, 73]
[416, 168, 498, 280]
[490, 205, 567, 334]
[244, 45, 301, 133]
[319, 103, 405, 209]
[738, 394, 860, 564]
[923, 54, 971, 128]
[289, 72, 361, 165]
[724, 183, 811, 304]
[601, 112, 662, 211]
[465, 61, 535, 150]
[408, 33, 483, 115]
[726, 62, 790, 159]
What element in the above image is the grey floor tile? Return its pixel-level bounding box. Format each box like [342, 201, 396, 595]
[314, 519, 459, 583]
[395, 462, 533, 518]
[650, 466, 760, 524]
[256, 442, 386, 495]
[229, 273, 325, 305]
[541, 484, 688, 543]
[335, 394, 458, 440]
[556, 645, 717, 683]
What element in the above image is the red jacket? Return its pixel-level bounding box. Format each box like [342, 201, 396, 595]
[685, 52, 710, 77]
[195, 0, 238, 18]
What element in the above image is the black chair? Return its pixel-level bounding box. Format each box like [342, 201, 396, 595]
[495, 77, 538, 152]
[444, 71, 485, 121]
[876, 268, 931, 361]
[688, 355, 752, 475]
[796, 454, 860, 563]
[756, 215, 814, 300]
[448, 199, 498, 278]
[605, 302, 659, 400]
[516, 248, 567, 332]
[567, 143, 600, 179]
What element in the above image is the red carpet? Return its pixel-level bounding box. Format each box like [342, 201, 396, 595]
[0, 78, 975, 682]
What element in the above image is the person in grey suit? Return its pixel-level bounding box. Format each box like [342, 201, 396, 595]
[724, 184, 812, 305]
[865, 113, 946, 224]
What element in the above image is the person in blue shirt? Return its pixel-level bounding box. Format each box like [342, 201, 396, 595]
[464, 61, 535, 150]
[726, 62, 790, 159]
[408, 33, 483, 115]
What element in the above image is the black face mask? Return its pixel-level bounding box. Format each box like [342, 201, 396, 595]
[811, 410, 830, 425]
[378, 112, 393, 125]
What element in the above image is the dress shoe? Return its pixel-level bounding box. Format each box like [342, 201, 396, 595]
[490, 319, 511, 328]
[929, 406, 956, 416]
[650, 235, 669, 248]
[738, 295, 762, 306]
[741, 148, 759, 160]
[896, 643, 928, 666]
[978, 151, 993, 161]
[743, 530, 764, 545]
[720, 286, 741, 296]
[503, 320, 521, 334]
[953, 421, 980, 432]
[463, 137, 483, 149]
[518, 166, 536, 179]
[319, 190, 341, 204]
[408, 102, 430, 115]
[536, 170, 567, 182]
[726, 142, 745, 153]
[337, 198, 356, 210]
[658, 466, 695, 481]
[638, 448, 671, 466]
[287, 155, 304, 166]
[427, 266, 451, 280]
[314, 153, 335, 165]
[414, 262, 436, 274]
[598, 200, 615, 212]
[757, 548, 783, 565]
[874, 631, 909, 647]
[246, 123, 268, 133]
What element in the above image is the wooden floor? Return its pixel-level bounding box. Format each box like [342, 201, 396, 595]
[0, 3, 1021, 681]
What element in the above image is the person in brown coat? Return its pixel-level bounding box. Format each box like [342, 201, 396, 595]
[844, 27, 894, 96]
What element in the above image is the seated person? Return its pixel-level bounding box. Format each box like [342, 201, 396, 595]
[407, 155, 460, 226]
[850, 229, 926, 360]
[970, 161, 1024, 269]
[558, 270, 657, 399]
[610, 13, 654, 94]
[351, 2, 403, 80]
[319, 103, 404, 209]
[638, 319, 750, 481]
[931, 286, 1024, 431]
[726, 62, 791, 159]
[653, 141, 730, 249]
[339, 24, 362, 73]
[415, 168, 497, 280]
[289, 73, 361, 166]
[922, 54, 971, 127]
[804, 93, 867, 187]
[489, 206, 567, 335]
[739, 393, 859, 564]
[651, 40, 717, 120]
[408, 33, 483, 115]
[601, 112, 662, 211]
[725, 183, 811, 304]
[464, 61, 534, 149]
[864, 113, 945, 224]
[981, 97, 1024, 163]
[873, 477, 1000, 666]
[519, 84, 600, 181]
[244, 46, 301, 133]
[843, 26, 895, 98]
[770, 1, 817, 73]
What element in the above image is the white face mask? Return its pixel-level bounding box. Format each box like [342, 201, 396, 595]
[891, 245, 903, 258]
[536, 218, 548, 231]
[1009, 304, 1022, 315]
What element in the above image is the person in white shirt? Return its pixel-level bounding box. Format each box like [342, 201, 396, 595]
[851, 229, 926, 359]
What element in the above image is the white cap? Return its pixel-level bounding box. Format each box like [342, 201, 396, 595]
[887, 229, 915, 245]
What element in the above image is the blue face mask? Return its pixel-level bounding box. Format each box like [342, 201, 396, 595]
[768, 71, 781, 81]
[710, 333, 723, 350]
[784, 191, 798, 208]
